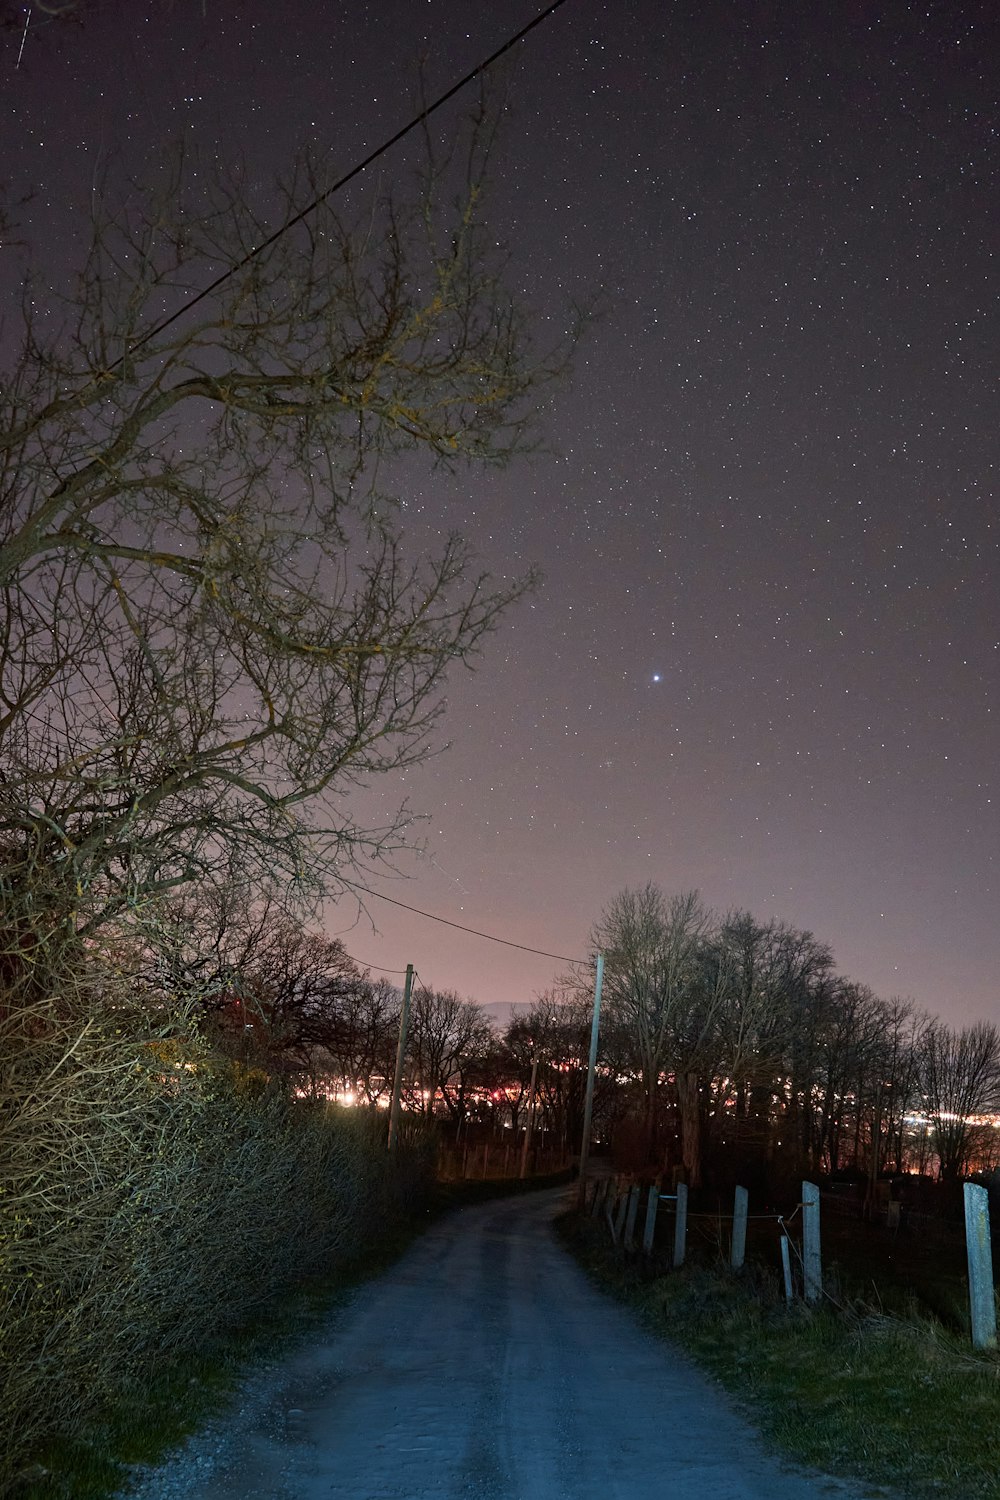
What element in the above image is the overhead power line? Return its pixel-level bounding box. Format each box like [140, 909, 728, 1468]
[120, 0, 572, 368]
[342, 953, 413, 977]
[364, 888, 586, 965]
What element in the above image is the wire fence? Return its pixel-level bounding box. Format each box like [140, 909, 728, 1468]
[586, 1172, 1000, 1342]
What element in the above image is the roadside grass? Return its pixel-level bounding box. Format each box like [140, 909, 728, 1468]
[17, 1170, 571, 1500]
[558, 1211, 1000, 1500]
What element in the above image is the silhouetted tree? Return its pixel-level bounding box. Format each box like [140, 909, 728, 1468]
[0, 114, 568, 989]
[921, 1021, 1000, 1181]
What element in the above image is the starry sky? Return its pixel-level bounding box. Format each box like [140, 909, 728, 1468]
[3, 0, 997, 1023]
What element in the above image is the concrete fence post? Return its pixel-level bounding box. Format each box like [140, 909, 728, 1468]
[964, 1182, 997, 1350]
[780, 1234, 794, 1302]
[802, 1181, 822, 1304]
[731, 1185, 748, 1271]
[673, 1182, 688, 1269]
[642, 1182, 659, 1255]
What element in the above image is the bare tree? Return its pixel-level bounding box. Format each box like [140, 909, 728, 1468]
[0, 119, 566, 978]
[921, 1021, 1000, 1181]
[406, 985, 493, 1122]
[323, 974, 401, 1106]
[588, 886, 711, 1174]
[876, 998, 930, 1175]
[707, 915, 799, 1106]
[237, 923, 361, 1085]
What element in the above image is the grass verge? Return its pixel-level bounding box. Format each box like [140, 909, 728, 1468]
[558, 1210, 1000, 1500]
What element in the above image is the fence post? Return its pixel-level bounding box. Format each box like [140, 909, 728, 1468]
[780, 1234, 794, 1302]
[642, 1182, 659, 1255]
[964, 1182, 997, 1350]
[624, 1185, 639, 1251]
[802, 1181, 822, 1304]
[673, 1182, 688, 1268]
[731, 1185, 748, 1271]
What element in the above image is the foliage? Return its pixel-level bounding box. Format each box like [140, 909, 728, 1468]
[0, 942, 433, 1494]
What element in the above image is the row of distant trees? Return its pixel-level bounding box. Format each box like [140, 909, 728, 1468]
[163, 888, 594, 1140]
[586, 886, 1000, 1189]
[176, 882, 1000, 1192]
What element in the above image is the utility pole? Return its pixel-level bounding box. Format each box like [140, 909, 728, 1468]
[387, 963, 414, 1153]
[519, 1048, 540, 1179]
[576, 954, 604, 1210]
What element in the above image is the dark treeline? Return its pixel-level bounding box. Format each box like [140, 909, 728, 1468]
[583, 886, 1000, 1193]
[195, 883, 1000, 1197]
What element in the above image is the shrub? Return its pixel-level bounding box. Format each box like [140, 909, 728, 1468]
[0, 959, 430, 1492]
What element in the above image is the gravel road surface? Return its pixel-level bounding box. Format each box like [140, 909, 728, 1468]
[126, 1186, 877, 1500]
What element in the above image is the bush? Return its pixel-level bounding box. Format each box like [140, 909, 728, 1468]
[0, 961, 431, 1493]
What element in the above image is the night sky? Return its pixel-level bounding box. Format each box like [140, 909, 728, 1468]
[4, 1, 997, 1023]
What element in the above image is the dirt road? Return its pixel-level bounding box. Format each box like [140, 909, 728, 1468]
[134, 1186, 873, 1500]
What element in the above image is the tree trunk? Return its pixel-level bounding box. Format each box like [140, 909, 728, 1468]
[678, 1071, 702, 1189]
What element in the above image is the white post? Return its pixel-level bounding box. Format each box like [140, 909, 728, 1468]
[642, 1182, 659, 1255]
[731, 1185, 748, 1271]
[964, 1182, 997, 1350]
[780, 1234, 794, 1302]
[802, 1181, 822, 1304]
[673, 1182, 688, 1269]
